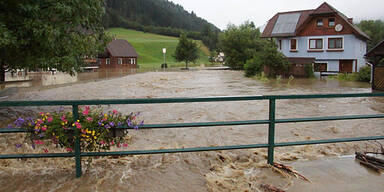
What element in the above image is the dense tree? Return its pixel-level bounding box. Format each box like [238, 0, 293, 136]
[244, 42, 289, 77]
[201, 24, 219, 51]
[357, 20, 384, 50]
[0, 0, 109, 82]
[103, 0, 219, 41]
[218, 22, 264, 69]
[173, 33, 199, 69]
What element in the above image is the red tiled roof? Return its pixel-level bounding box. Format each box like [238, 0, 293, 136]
[107, 39, 138, 57]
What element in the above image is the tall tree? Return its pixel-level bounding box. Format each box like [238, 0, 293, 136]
[218, 21, 264, 70]
[357, 20, 384, 50]
[173, 33, 199, 69]
[201, 24, 219, 51]
[0, 0, 110, 82]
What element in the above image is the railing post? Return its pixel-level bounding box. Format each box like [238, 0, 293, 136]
[72, 105, 82, 178]
[268, 98, 276, 165]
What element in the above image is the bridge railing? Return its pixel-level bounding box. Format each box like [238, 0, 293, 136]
[1, 92, 384, 178]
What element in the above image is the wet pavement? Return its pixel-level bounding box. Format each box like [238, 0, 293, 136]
[289, 156, 384, 192]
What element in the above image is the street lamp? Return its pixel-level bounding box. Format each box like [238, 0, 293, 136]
[162, 48, 167, 69]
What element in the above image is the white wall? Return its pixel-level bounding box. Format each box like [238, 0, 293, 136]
[276, 34, 367, 71]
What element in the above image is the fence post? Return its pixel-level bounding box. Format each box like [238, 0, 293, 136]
[72, 105, 82, 178]
[268, 98, 276, 165]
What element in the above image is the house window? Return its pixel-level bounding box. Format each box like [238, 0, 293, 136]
[278, 39, 282, 50]
[309, 38, 323, 49]
[328, 38, 343, 49]
[106, 58, 110, 65]
[328, 18, 335, 27]
[290, 39, 298, 51]
[316, 19, 323, 27]
[118, 58, 122, 65]
[130, 58, 135, 65]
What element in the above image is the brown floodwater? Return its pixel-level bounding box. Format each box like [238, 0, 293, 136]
[0, 70, 383, 191]
[0, 67, 149, 90]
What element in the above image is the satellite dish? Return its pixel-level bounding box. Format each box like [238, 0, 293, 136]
[335, 24, 343, 32]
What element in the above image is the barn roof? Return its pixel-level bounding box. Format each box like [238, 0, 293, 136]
[107, 39, 138, 57]
[261, 2, 370, 40]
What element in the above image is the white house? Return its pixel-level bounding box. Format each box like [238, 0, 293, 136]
[261, 2, 370, 76]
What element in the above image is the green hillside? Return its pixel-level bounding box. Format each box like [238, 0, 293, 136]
[107, 28, 210, 69]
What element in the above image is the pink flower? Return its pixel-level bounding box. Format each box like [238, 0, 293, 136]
[47, 117, 53, 123]
[41, 127, 47, 131]
[110, 141, 114, 145]
[86, 117, 93, 122]
[82, 106, 90, 116]
[66, 148, 73, 152]
[113, 109, 118, 115]
[123, 143, 128, 148]
[61, 115, 66, 121]
[75, 122, 82, 129]
[43, 149, 49, 153]
[34, 140, 44, 145]
[116, 143, 121, 148]
[100, 140, 106, 145]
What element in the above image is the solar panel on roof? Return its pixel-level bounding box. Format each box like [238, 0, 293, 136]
[272, 13, 301, 35]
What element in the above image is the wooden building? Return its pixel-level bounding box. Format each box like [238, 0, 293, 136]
[262, 2, 370, 77]
[98, 39, 138, 68]
[263, 57, 315, 77]
[365, 40, 384, 91]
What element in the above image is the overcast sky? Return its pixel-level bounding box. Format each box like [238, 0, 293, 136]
[168, 0, 384, 30]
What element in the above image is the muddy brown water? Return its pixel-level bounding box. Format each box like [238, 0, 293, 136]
[0, 70, 383, 191]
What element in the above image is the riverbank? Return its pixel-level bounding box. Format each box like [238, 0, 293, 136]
[0, 69, 383, 191]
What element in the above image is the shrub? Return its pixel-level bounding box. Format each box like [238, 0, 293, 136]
[244, 42, 289, 78]
[9, 106, 143, 153]
[332, 73, 358, 81]
[304, 64, 315, 78]
[356, 65, 371, 82]
[244, 55, 263, 77]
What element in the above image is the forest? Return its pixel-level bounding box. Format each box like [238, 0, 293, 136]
[103, 0, 220, 47]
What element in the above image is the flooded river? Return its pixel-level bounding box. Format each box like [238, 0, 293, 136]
[0, 70, 383, 191]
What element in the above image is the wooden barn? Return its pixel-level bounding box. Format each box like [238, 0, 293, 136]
[365, 40, 384, 91]
[98, 39, 138, 68]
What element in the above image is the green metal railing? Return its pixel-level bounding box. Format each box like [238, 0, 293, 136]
[1, 92, 384, 178]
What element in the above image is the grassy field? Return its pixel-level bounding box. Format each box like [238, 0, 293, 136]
[107, 28, 210, 69]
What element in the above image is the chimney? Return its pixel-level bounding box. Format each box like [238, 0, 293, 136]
[348, 18, 353, 23]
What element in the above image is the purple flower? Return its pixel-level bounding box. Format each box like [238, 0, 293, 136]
[134, 126, 139, 130]
[109, 122, 115, 127]
[31, 143, 35, 149]
[7, 124, 14, 129]
[14, 118, 25, 127]
[26, 117, 35, 126]
[139, 120, 144, 126]
[126, 120, 133, 128]
[117, 122, 122, 126]
[105, 124, 111, 129]
[15, 144, 22, 148]
[39, 133, 45, 138]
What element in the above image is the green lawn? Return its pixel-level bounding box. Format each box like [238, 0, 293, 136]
[107, 28, 210, 69]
